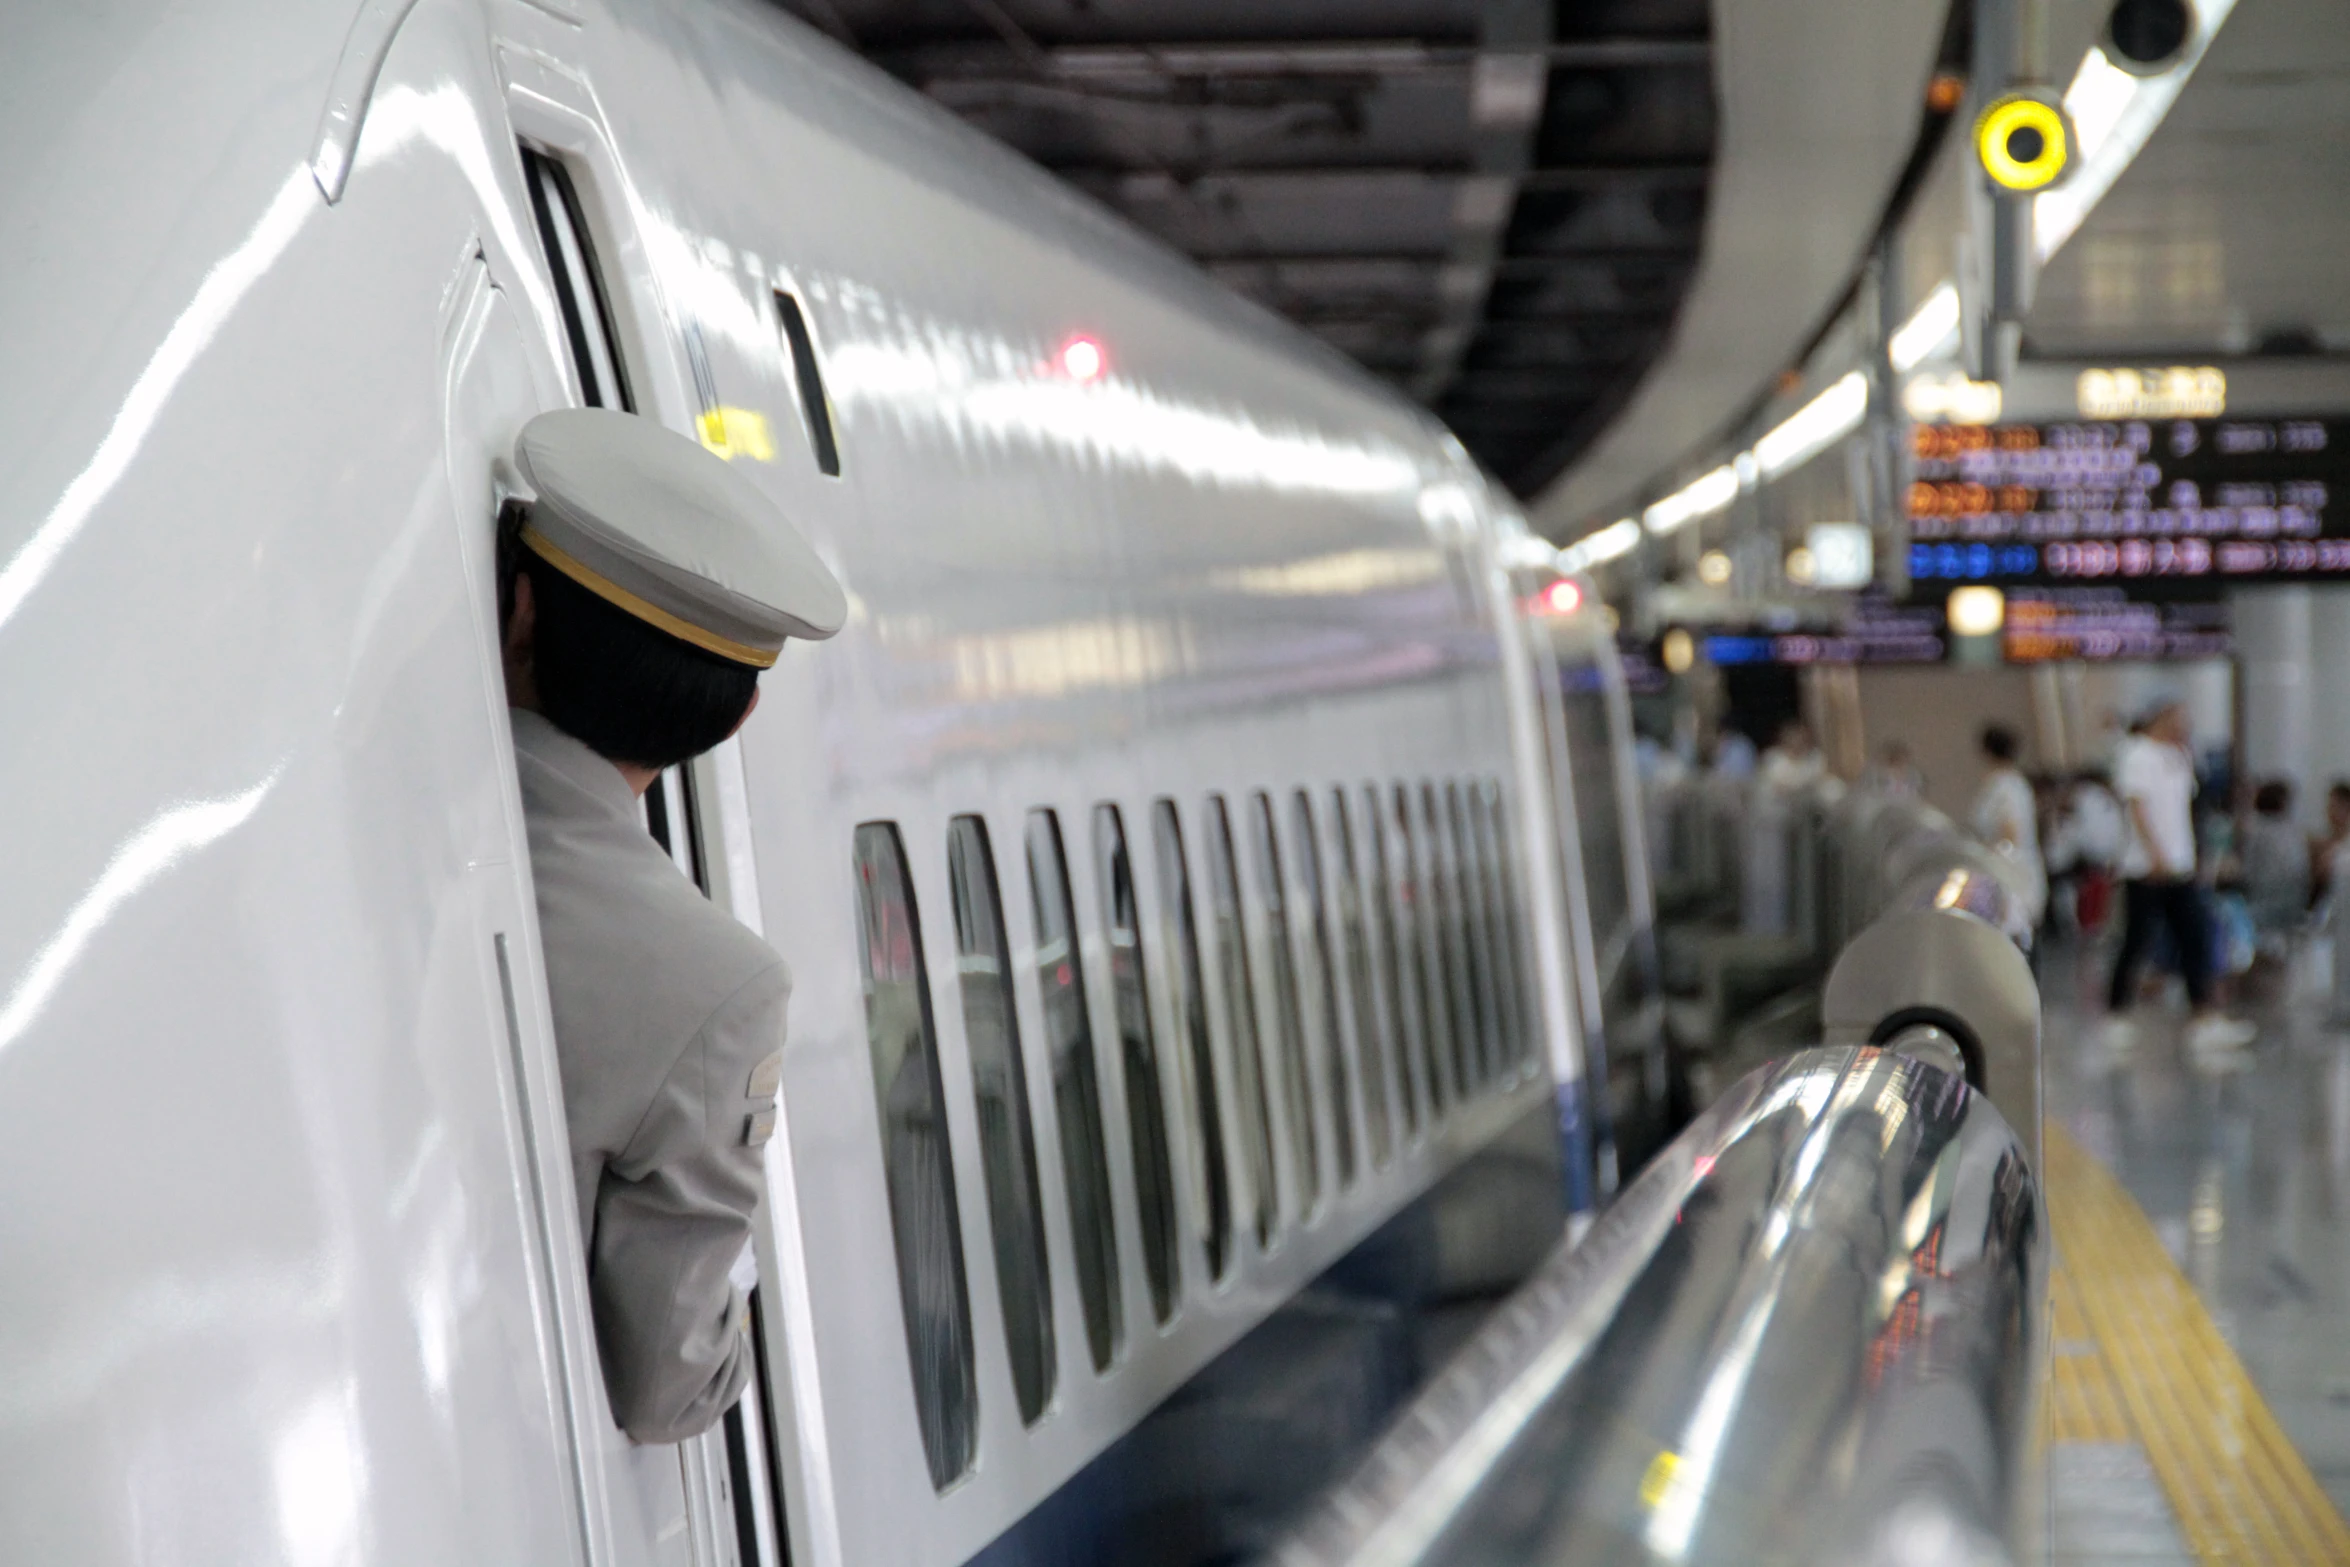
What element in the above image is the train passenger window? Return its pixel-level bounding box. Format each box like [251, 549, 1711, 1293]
[944, 817, 1056, 1425]
[1094, 806, 1180, 1325]
[851, 823, 976, 1489]
[1480, 779, 1536, 1072]
[1392, 784, 1454, 1116]
[1362, 785, 1427, 1138]
[1328, 790, 1394, 1167]
[1449, 780, 1504, 1085]
[1289, 791, 1358, 1189]
[520, 148, 634, 413]
[1247, 792, 1322, 1215]
[1024, 810, 1122, 1371]
[1151, 801, 1233, 1280]
[772, 292, 841, 477]
[1422, 784, 1480, 1097]
[1204, 796, 1279, 1248]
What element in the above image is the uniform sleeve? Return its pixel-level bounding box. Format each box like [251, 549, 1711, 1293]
[589, 959, 790, 1444]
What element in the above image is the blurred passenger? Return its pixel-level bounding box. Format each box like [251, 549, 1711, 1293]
[2093, 707, 2132, 772]
[1712, 728, 1757, 781]
[1866, 739, 1925, 799]
[2313, 781, 2350, 905]
[1634, 733, 1687, 786]
[2106, 702, 2256, 1054]
[2047, 770, 2125, 933]
[2239, 779, 2309, 958]
[1756, 719, 1824, 793]
[1969, 724, 2045, 922]
[2201, 775, 2250, 885]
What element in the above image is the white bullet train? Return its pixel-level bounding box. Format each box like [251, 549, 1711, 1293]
[0, 2, 1659, 1564]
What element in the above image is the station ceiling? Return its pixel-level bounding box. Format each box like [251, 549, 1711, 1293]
[2028, 0, 2350, 359]
[771, 0, 1719, 498]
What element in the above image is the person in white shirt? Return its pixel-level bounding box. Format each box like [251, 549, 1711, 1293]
[2106, 702, 2256, 1052]
[1969, 724, 2046, 924]
[2045, 770, 2126, 932]
[2063, 772, 2128, 870]
[1756, 718, 1826, 793]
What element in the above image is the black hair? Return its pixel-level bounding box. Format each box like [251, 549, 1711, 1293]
[1980, 723, 2019, 763]
[500, 503, 760, 769]
[2332, 780, 2350, 805]
[2254, 780, 2293, 816]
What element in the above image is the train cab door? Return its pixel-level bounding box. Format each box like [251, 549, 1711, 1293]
[442, 211, 773, 1567]
[438, 251, 620, 1566]
[493, 38, 791, 1567]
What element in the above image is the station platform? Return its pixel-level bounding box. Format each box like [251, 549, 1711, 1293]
[2043, 939, 2350, 1564]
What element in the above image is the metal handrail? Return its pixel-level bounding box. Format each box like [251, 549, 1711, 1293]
[1272, 1045, 2047, 1567]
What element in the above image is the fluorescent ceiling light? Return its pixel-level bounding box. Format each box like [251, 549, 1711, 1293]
[1497, 532, 1564, 572]
[1644, 466, 1739, 534]
[1754, 372, 1867, 479]
[1888, 283, 1961, 373]
[1563, 517, 1643, 569]
[2065, 47, 2140, 160]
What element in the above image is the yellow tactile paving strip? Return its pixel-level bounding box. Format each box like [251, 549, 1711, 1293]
[2046, 1125, 2350, 1562]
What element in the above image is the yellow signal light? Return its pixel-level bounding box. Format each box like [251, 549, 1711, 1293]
[1975, 94, 2071, 192]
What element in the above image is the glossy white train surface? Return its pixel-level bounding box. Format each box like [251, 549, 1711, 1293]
[0, 3, 1651, 1564]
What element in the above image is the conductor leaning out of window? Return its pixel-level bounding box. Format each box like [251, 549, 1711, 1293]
[495, 407, 845, 1443]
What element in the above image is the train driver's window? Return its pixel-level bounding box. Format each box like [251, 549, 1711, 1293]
[1363, 784, 1427, 1138]
[1288, 791, 1357, 1190]
[1247, 792, 1322, 1215]
[1393, 783, 1456, 1116]
[1094, 806, 1180, 1325]
[944, 817, 1056, 1426]
[518, 145, 701, 877]
[1328, 789, 1394, 1169]
[852, 823, 978, 1489]
[1151, 800, 1233, 1281]
[520, 147, 633, 414]
[1024, 810, 1122, 1371]
[1204, 796, 1279, 1249]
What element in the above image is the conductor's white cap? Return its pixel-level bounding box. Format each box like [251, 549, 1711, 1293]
[515, 408, 846, 668]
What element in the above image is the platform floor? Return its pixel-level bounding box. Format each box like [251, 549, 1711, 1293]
[2042, 937, 2350, 1564]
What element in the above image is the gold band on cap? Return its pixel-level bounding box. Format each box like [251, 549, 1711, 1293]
[522, 524, 780, 669]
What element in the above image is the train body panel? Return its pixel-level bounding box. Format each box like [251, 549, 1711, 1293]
[0, 2, 1629, 1563]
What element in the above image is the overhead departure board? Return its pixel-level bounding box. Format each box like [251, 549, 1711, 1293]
[1701, 597, 1946, 667]
[1906, 417, 2347, 590]
[2001, 590, 2232, 663]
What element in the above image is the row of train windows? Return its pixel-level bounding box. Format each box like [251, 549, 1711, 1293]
[852, 778, 1542, 1489]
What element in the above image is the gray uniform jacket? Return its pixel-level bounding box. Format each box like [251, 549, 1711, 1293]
[511, 709, 790, 1444]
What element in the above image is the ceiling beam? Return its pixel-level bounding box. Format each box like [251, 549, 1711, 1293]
[879, 37, 1710, 81]
[1409, 0, 1551, 402]
[1098, 166, 1704, 196]
[1519, 162, 1709, 191]
[1442, 372, 1619, 398]
[1203, 247, 1695, 272]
